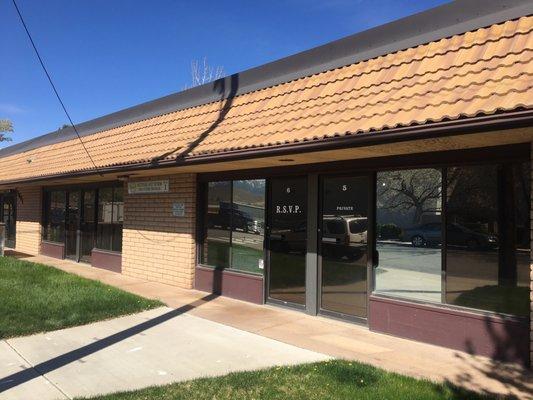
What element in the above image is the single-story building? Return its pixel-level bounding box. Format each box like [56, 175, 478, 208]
[1, 0, 532, 366]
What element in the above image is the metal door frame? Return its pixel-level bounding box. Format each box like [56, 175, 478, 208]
[264, 175, 308, 311]
[0, 192, 17, 249]
[316, 172, 374, 324]
[64, 188, 98, 263]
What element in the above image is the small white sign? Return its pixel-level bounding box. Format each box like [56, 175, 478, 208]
[172, 203, 185, 217]
[258, 259, 264, 270]
[128, 180, 169, 194]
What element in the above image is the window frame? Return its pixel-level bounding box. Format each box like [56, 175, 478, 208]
[197, 144, 529, 319]
[42, 189, 67, 244]
[374, 166, 444, 304]
[42, 182, 124, 253]
[198, 178, 266, 276]
[95, 185, 124, 253]
[372, 160, 530, 318]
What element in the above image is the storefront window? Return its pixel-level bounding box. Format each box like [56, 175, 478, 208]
[374, 168, 443, 302]
[445, 163, 530, 316]
[43, 190, 66, 242]
[96, 186, 124, 252]
[231, 180, 265, 274]
[374, 162, 530, 317]
[202, 181, 231, 268]
[201, 179, 265, 274]
[43, 184, 123, 252]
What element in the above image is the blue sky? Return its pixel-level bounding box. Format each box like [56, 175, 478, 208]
[1, 0, 449, 146]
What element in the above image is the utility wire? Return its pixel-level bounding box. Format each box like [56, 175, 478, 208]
[11, 0, 103, 176]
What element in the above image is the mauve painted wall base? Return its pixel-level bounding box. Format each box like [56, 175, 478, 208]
[40, 241, 64, 259]
[91, 249, 122, 273]
[369, 295, 529, 365]
[195, 266, 264, 304]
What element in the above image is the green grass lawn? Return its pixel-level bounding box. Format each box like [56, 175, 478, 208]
[0, 256, 162, 338]
[81, 360, 492, 400]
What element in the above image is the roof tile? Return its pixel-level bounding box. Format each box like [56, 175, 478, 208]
[0, 16, 532, 183]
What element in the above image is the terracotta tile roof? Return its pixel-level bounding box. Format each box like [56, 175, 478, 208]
[1, 16, 532, 183]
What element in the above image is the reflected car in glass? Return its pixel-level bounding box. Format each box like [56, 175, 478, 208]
[208, 205, 259, 234]
[270, 221, 307, 254]
[322, 216, 367, 260]
[402, 222, 497, 248]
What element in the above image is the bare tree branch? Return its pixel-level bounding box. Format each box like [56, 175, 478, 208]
[185, 57, 225, 89]
[377, 169, 442, 223]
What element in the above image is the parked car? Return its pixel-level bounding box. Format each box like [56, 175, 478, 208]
[402, 222, 498, 249]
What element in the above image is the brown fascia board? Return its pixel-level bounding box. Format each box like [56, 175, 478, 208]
[2, 109, 532, 186]
[0, 0, 532, 160]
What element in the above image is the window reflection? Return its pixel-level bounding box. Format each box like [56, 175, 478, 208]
[96, 186, 124, 252]
[203, 181, 231, 268]
[231, 180, 265, 274]
[113, 187, 124, 252]
[0, 194, 15, 248]
[321, 176, 368, 317]
[445, 164, 529, 316]
[65, 191, 80, 258]
[81, 190, 96, 261]
[268, 177, 307, 305]
[374, 162, 530, 317]
[43, 185, 123, 253]
[513, 163, 530, 293]
[43, 190, 66, 243]
[202, 180, 266, 274]
[374, 168, 442, 303]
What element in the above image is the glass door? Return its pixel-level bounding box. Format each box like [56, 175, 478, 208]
[65, 191, 80, 260]
[1, 194, 16, 248]
[319, 175, 370, 319]
[267, 177, 307, 307]
[65, 189, 96, 262]
[80, 190, 96, 262]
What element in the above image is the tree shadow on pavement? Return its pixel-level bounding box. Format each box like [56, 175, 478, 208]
[435, 314, 533, 399]
[0, 292, 220, 393]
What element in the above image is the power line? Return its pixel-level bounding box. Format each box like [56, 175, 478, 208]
[11, 0, 103, 177]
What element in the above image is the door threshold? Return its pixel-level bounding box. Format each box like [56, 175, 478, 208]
[318, 309, 368, 326]
[266, 298, 306, 313]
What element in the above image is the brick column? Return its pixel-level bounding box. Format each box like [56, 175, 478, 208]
[122, 174, 196, 288]
[15, 185, 42, 255]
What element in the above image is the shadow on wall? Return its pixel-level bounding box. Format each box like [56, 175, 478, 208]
[123, 76, 241, 238]
[442, 315, 533, 399]
[150, 74, 240, 164]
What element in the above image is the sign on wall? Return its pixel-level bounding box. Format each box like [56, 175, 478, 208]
[128, 180, 169, 194]
[172, 202, 185, 217]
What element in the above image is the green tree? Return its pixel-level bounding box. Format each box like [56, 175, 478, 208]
[0, 119, 13, 142]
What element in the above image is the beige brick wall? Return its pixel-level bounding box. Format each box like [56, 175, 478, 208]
[122, 174, 196, 288]
[15, 185, 41, 255]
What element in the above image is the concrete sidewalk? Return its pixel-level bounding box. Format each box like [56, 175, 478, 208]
[4, 252, 533, 399]
[0, 307, 329, 400]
